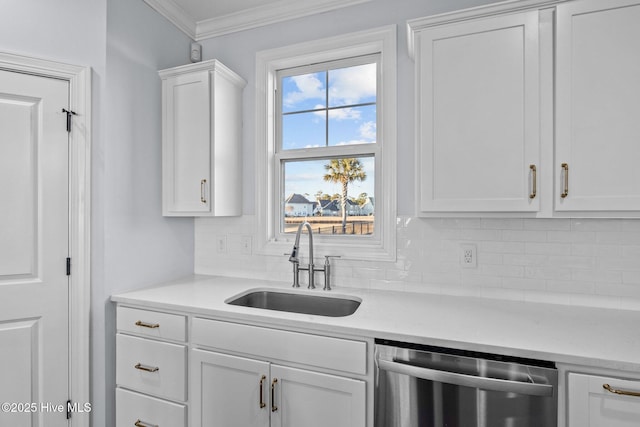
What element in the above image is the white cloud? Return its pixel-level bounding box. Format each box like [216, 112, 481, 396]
[335, 139, 376, 146]
[329, 63, 376, 105]
[359, 121, 376, 140]
[283, 74, 324, 107]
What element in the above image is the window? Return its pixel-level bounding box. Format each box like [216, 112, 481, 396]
[256, 26, 397, 261]
[278, 56, 378, 236]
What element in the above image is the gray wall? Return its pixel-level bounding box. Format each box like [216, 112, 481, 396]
[1, 1, 194, 426]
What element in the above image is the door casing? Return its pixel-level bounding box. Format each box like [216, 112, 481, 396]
[0, 51, 91, 427]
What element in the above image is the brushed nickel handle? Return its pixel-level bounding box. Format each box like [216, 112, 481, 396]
[134, 420, 158, 427]
[529, 164, 537, 199]
[200, 179, 207, 203]
[271, 378, 278, 412]
[259, 375, 267, 409]
[603, 383, 640, 398]
[134, 363, 159, 373]
[135, 320, 159, 329]
[561, 163, 569, 198]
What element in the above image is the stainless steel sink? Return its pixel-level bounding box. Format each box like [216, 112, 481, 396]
[226, 289, 361, 317]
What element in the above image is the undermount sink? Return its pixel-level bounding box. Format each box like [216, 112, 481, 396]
[226, 289, 361, 317]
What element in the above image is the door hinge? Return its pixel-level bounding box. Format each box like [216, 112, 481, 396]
[66, 399, 72, 419]
[62, 108, 77, 132]
[66, 258, 71, 276]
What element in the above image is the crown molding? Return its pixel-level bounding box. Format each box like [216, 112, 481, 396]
[196, 0, 370, 40]
[145, 0, 371, 41]
[143, 0, 197, 40]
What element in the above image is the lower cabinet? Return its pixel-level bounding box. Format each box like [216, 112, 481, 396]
[115, 307, 371, 427]
[191, 349, 366, 427]
[567, 372, 640, 426]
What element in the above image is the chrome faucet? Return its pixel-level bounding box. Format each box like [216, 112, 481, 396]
[287, 221, 339, 290]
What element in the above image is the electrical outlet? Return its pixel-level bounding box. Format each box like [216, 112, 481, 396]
[216, 235, 227, 254]
[240, 236, 252, 255]
[460, 243, 477, 268]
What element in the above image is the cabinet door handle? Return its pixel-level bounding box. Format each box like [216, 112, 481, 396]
[529, 164, 537, 199]
[271, 378, 278, 412]
[134, 363, 159, 373]
[200, 179, 207, 204]
[561, 163, 569, 198]
[259, 375, 267, 408]
[134, 420, 158, 427]
[603, 383, 640, 398]
[135, 320, 159, 329]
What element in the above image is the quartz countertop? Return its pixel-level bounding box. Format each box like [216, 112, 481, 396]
[111, 274, 640, 372]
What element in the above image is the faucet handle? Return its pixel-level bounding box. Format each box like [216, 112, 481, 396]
[324, 255, 341, 265]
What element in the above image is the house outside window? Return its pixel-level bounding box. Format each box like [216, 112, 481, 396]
[256, 26, 397, 261]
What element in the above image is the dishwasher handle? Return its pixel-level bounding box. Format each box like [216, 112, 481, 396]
[378, 359, 554, 397]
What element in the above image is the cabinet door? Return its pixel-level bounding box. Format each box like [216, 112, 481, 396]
[162, 70, 211, 215]
[416, 11, 540, 213]
[270, 365, 366, 427]
[191, 349, 270, 427]
[568, 373, 640, 426]
[556, 0, 640, 211]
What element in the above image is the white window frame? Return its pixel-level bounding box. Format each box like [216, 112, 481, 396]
[255, 25, 397, 261]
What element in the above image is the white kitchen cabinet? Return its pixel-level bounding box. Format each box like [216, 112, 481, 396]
[190, 318, 368, 427]
[411, 0, 640, 217]
[191, 349, 366, 427]
[567, 372, 640, 426]
[412, 10, 541, 213]
[115, 307, 188, 427]
[159, 59, 245, 216]
[555, 0, 640, 212]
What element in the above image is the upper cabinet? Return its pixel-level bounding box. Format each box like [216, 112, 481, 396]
[410, 0, 640, 217]
[159, 60, 246, 217]
[555, 0, 640, 212]
[413, 10, 541, 213]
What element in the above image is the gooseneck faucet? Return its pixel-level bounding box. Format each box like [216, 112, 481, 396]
[289, 221, 315, 289]
[287, 221, 340, 290]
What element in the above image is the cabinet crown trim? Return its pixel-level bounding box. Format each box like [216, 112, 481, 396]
[158, 59, 246, 87]
[407, 0, 569, 58]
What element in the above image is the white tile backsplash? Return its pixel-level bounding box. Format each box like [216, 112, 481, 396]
[195, 216, 640, 310]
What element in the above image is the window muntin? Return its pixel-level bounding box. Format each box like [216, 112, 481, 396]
[277, 56, 379, 236]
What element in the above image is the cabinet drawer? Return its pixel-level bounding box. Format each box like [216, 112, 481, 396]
[192, 318, 367, 375]
[116, 387, 186, 427]
[117, 306, 186, 342]
[116, 334, 187, 401]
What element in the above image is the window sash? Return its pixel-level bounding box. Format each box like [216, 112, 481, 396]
[275, 55, 381, 240]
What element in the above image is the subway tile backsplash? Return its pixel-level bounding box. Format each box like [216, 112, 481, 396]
[195, 216, 640, 310]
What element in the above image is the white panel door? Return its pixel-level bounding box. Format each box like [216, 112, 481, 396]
[568, 373, 640, 426]
[270, 365, 366, 427]
[556, 0, 640, 211]
[0, 70, 70, 426]
[191, 349, 270, 427]
[417, 11, 540, 212]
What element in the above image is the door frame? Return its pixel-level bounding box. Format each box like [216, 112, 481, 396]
[0, 51, 91, 427]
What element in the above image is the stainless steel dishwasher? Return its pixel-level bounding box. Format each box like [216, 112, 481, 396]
[375, 340, 557, 427]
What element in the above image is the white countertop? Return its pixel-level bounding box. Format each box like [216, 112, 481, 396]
[111, 274, 640, 372]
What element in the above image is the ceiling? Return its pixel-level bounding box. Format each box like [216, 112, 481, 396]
[144, 0, 371, 41]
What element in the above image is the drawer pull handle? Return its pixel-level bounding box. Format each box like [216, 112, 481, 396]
[134, 420, 158, 427]
[135, 321, 159, 329]
[561, 163, 569, 198]
[259, 375, 267, 408]
[603, 383, 640, 398]
[134, 363, 159, 373]
[271, 378, 278, 412]
[529, 164, 537, 199]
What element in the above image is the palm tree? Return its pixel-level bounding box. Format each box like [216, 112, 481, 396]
[323, 158, 367, 233]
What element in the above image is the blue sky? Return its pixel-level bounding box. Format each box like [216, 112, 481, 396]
[281, 63, 376, 201]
